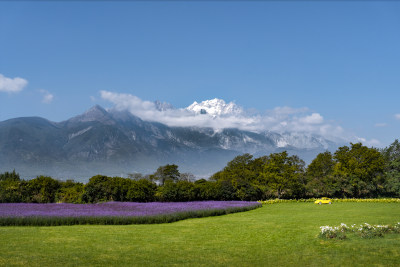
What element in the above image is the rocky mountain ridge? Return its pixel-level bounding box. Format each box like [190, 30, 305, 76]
[0, 105, 340, 181]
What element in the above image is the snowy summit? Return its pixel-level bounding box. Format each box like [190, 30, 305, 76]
[186, 98, 243, 116]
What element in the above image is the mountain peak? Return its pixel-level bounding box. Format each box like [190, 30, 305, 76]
[69, 105, 115, 125]
[86, 105, 107, 115]
[186, 98, 243, 116]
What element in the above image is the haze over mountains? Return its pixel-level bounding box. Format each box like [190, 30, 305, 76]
[0, 100, 342, 181]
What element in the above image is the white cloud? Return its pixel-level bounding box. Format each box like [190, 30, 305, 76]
[100, 90, 156, 116]
[374, 123, 387, 127]
[356, 137, 381, 147]
[0, 73, 28, 93]
[39, 89, 54, 104]
[100, 90, 254, 130]
[100, 90, 355, 143]
[395, 114, 400, 120]
[299, 113, 324, 125]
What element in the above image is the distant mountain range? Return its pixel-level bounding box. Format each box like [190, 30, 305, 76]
[0, 105, 341, 181]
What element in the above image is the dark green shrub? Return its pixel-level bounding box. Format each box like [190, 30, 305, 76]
[156, 180, 197, 202]
[194, 179, 219, 200]
[0, 170, 20, 181]
[216, 180, 237, 200]
[26, 176, 61, 203]
[110, 177, 133, 202]
[82, 175, 113, 203]
[127, 179, 157, 202]
[234, 180, 263, 201]
[0, 180, 25, 203]
[56, 180, 84, 203]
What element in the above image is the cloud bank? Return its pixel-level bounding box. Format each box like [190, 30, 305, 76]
[0, 74, 28, 93]
[100, 90, 354, 143]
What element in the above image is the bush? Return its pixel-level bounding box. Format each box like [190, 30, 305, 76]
[193, 179, 219, 200]
[26, 176, 61, 203]
[126, 179, 157, 202]
[56, 180, 84, 203]
[82, 175, 113, 203]
[0, 180, 25, 203]
[110, 177, 132, 202]
[215, 180, 237, 200]
[0, 170, 20, 181]
[156, 180, 196, 202]
[234, 180, 263, 201]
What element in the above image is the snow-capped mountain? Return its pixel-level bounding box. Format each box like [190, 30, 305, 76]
[0, 105, 341, 181]
[263, 131, 335, 150]
[186, 98, 243, 116]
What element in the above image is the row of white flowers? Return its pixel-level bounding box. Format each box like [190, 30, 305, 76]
[319, 222, 400, 239]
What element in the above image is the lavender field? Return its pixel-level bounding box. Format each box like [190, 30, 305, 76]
[0, 201, 261, 226]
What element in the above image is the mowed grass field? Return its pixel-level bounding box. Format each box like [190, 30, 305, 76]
[0, 202, 399, 267]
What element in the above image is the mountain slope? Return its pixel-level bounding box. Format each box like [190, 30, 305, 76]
[0, 105, 340, 181]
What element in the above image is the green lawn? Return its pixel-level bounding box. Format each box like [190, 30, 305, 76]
[0, 202, 399, 266]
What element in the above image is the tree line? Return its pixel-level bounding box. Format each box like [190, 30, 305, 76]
[211, 140, 400, 199]
[1, 140, 399, 203]
[0, 166, 243, 203]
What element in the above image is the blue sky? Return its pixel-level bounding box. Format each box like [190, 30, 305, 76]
[1, 1, 400, 147]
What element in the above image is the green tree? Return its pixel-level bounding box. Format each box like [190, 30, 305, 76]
[234, 179, 263, 201]
[154, 164, 180, 185]
[156, 180, 196, 202]
[110, 177, 133, 202]
[381, 139, 400, 197]
[126, 179, 157, 202]
[215, 180, 237, 200]
[306, 151, 336, 197]
[27, 176, 61, 203]
[193, 179, 219, 200]
[333, 143, 385, 198]
[82, 175, 113, 203]
[0, 180, 25, 203]
[0, 170, 24, 203]
[0, 170, 20, 181]
[209, 153, 265, 199]
[215, 153, 256, 183]
[260, 151, 305, 199]
[56, 180, 84, 203]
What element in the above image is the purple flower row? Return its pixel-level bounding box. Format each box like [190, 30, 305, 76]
[0, 201, 260, 218]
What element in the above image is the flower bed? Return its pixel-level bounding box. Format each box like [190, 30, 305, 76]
[0, 201, 261, 226]
[319, 222, 400, 239]
[258, 198, 400, 205]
